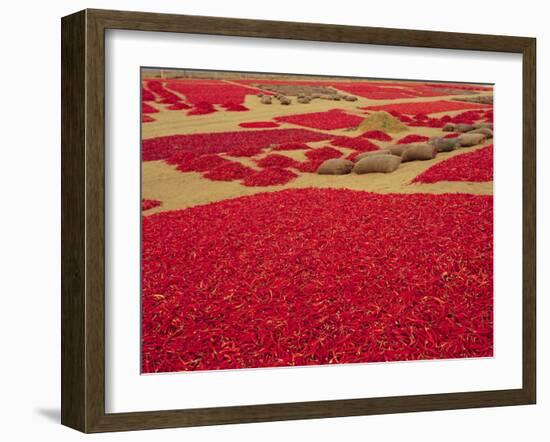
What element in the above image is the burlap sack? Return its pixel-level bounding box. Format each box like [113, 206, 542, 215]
[457, 133, 487, 147]
[401, 144, 437, 162]
[317, 158, 355, 175]
[353, 155, 402, 174]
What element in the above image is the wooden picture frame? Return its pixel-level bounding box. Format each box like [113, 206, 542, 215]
[61, 8, 536, 433]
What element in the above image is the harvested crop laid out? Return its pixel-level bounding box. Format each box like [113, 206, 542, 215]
[225, 145, 265, 157]
[175, 154, 228, 173]
[364, 100, 492, 115]
[305, 146, 343, 161]
[337, 83, 448, 99]
[165, 79, 265, 104]
[142, 189, 493, 373]
[271, 142, 311, 151]
[141, 69, 494, 374]
[425, 82, 493, 92]
[333, 83, 419, 100]
[145, 79, 183, 105]
[393, 109, 494, 129]
[295, 160, 326, 172]
[187, 103, 216, 115]
[360, 130, 393, 141]
[142, 87, 155, 102]
[142, 102, 159, 114]
[357, 111, 409, 133]
[142, 128, 331, 161]
[142, 198, 161, 212]
[256, 154, 302, 169]
[330, 136, 380, 152]
[242, 167, 298, 187]
[274, 109, 365, 130]
[396, 134, 430, 144]
[412, 145, 494, 183]
[166, 102, 191, 111]
[221, 103, 249, 112]
[239, 121, 280, 128]
[232, 78, 491, 93]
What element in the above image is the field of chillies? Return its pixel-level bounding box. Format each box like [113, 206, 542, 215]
[274, 109, 368, 130]
[385, 109, 493, 128]
[412, 145, 494, 184]
[143, 78, 268, 116]
[165, 79, 266, 106]
[142, 128, 356, 185]
[334, 82, 442, 99]
[141, 75, 494, 190]
[142, 198, 161, 211]
[232, 78, 488, 98]
[363, 99, 492, 115]
[141, 75, 494, 372]
[142, 189, 493, 373]
[142, 129, 331, 161]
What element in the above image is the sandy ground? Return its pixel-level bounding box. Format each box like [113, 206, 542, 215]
[142, 77, 493, 214]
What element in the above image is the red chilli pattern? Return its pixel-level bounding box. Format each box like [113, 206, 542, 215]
[394, 109, 494, 129]
[305, 147, 343, 161]
[412, 145, 494, 184]
[142, 103, 159, 114]
[274, 109, 364, 130]
[142, 198, 161, 212]
[364, 100, 492, 115]
[142, 189, 494, 373]
[163, 79, 265, 116]
[239, 121, 280, 128]
[142, 87, 155, 102]
[256, 154, 301, 169]
[360, 130, 393, 141]
[142, 129, 331, 161]
[146, 80, 183, 105]
[242, 168, 298, 187]
[396, 134, 430, 144]
[330, 136, 380, 152]
[271, 142, 311, 151]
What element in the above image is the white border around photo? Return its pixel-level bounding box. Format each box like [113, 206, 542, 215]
[104, 29, 523, 413]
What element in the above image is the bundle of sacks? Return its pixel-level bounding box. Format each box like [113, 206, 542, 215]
[442, 121, 493, 144]
[442, 121, 493, 133]
[317, 153, 402, 175]
[316, 122, 492, 175]
[437, 122, 492, 149]
[316, 144, 438, 175]
[258, 91, 357, 105]
[258, 93, 293, 105]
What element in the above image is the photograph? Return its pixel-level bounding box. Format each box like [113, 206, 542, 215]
[140, 68, 494, 374]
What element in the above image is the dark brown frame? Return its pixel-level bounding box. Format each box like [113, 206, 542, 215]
[61, 8, 536, 433]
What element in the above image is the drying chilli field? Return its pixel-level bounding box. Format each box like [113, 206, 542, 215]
[141, 70, 494, 373]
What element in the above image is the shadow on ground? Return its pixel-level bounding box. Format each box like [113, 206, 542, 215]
[35, 408, 60, 423]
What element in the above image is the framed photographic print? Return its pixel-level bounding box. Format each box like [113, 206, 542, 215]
[61, 9, 536, 433]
